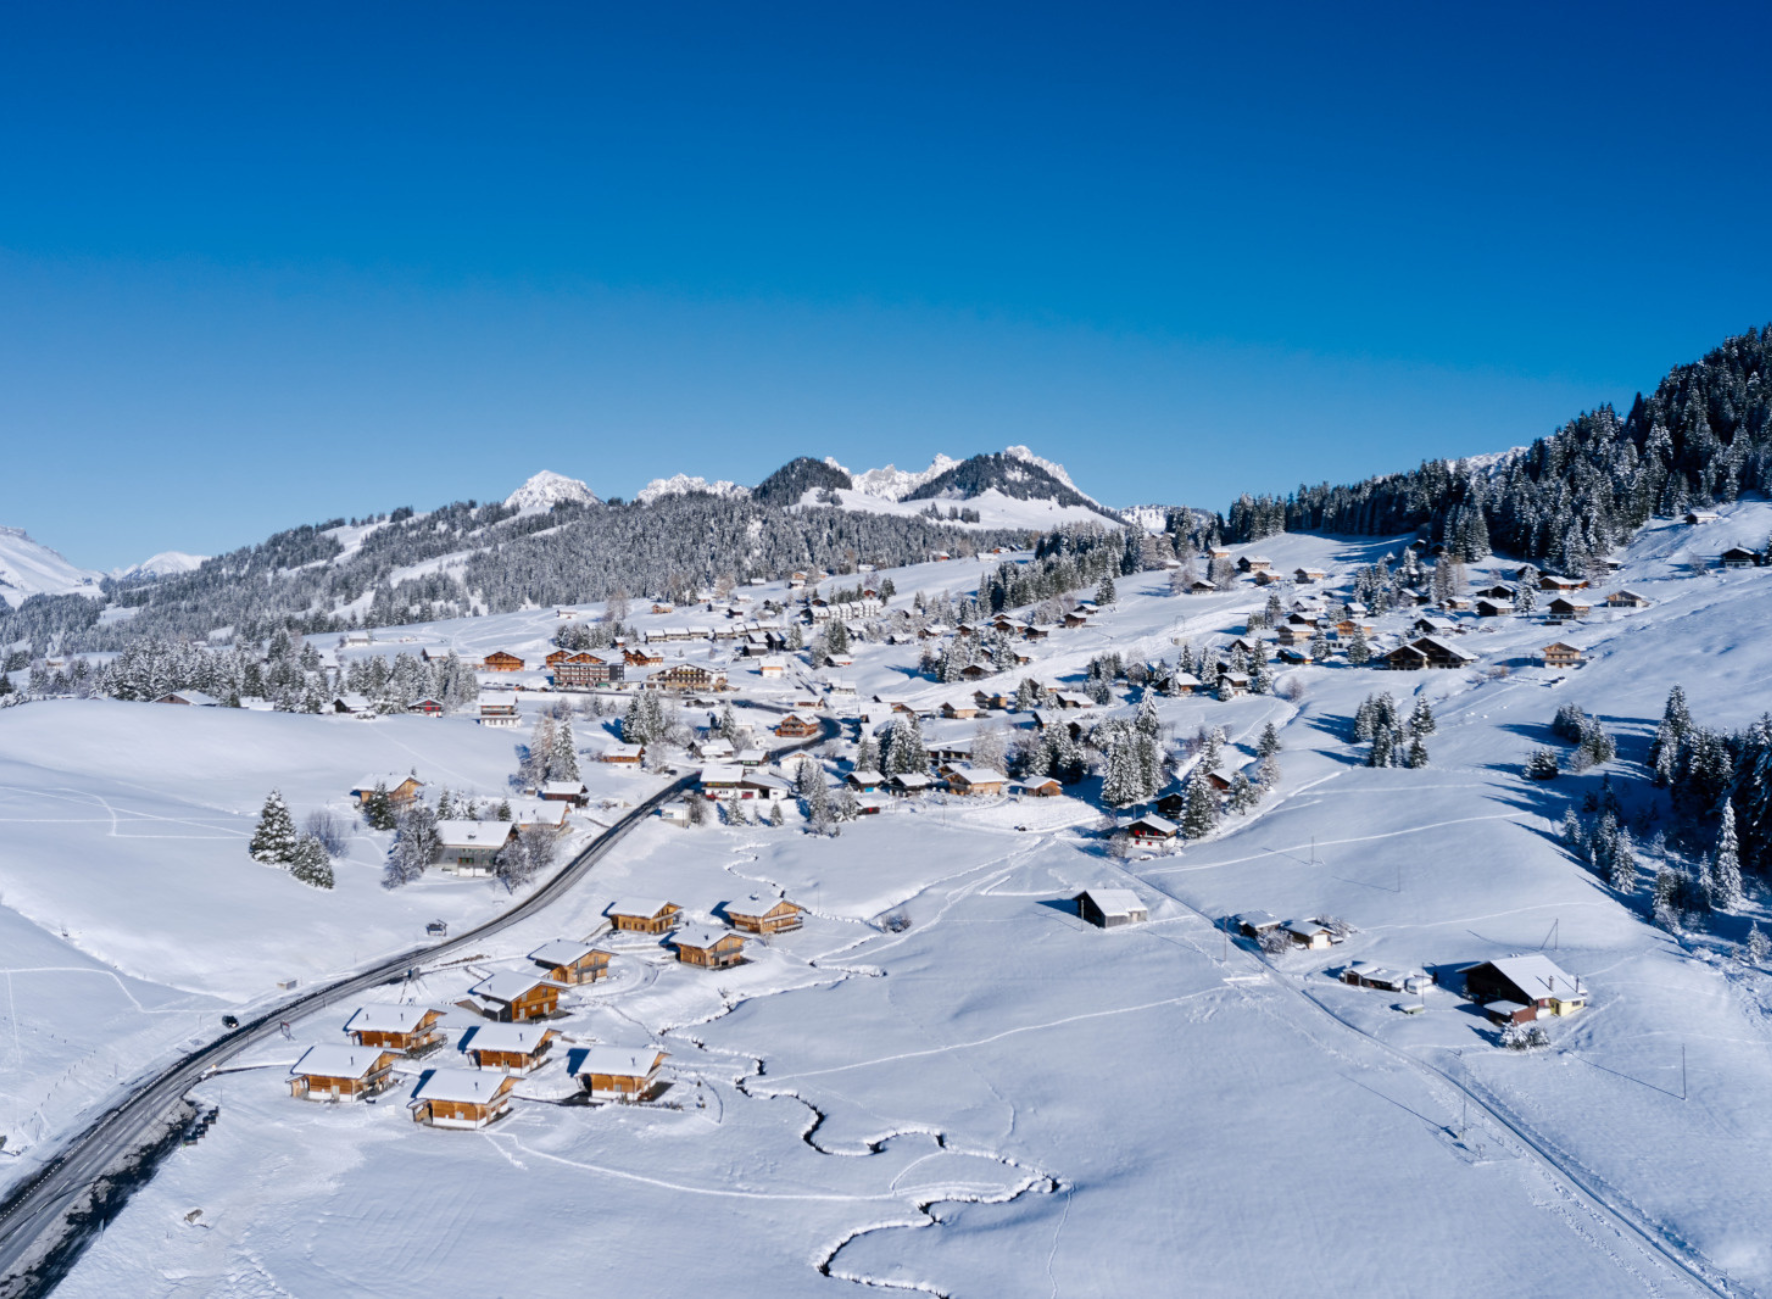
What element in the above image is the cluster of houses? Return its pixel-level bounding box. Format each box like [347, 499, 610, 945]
[346, 773, 585, 877]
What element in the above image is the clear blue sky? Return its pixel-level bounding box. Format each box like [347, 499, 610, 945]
[3, 2, 1769, 569]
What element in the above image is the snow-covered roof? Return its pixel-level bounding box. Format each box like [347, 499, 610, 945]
[436, 820, 514, 851]
[572, 1045, 667, 1079]
[700, 764, 744, 785]
[530, 938, 601, 967]
[1124, 813, 1178, 834]
[508, 800, 569, 827]
[158, 690, 220, 706]
[945, 763, 1008, 785]
[353, 773, 423, 793]
[409, 1068, 512, 1106]
[540, 780, 587, 796]
[471, 970, 554, 1003]
[675, 926, 740, 950]
[292, 1044, 391, 1078]
[460, 1023, 555, 1055]
[1233, 910, 1280, 930]
[602, 743, 644, 758]
[1482, 954, 1583, 1001]
[890, 772, 933, 788]
[606, 897, 677, 921]
[848, 769, 885, 783]
[1077, 888, 1146, 917]
[344, 1005, 436, 1034]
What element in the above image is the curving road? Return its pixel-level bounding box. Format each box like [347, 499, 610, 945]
[0, 713, 837, 1291]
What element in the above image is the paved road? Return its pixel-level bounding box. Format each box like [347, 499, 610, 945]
[0, 715, 837, 1289]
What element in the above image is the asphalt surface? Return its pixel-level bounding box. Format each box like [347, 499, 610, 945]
[0, 714, 836, 1289]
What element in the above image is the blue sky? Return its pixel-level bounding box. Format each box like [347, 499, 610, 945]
[3, 2, 1769, 568]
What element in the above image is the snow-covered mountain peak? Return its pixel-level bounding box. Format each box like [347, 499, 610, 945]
[1002, 445, 1084, 495]
[0, 525, 105, 607]
[850, 455, 962, 501]
[505, 470, 600, 515]
[637, 474, 752, 506]
[112, 551, 208, 581]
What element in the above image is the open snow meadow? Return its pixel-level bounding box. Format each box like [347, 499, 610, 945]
[8, 509, 1772, 1296]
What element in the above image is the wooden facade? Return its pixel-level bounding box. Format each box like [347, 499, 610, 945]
[529, 939, 613, 984]
[483, 651, 526, 672]
[555, 653, 624, 688]
[471, 972, 561, 1022]
[289, 1046, 399, 1101]
[606, 900, 682, 934]
[725, 898, 804, 935]
[345, 1006, 445, 1054]
[573, 1046, 668, 1102]
[461, 1025, 558, 1075]
[775, 713, 820, 738]
[673, 929, 746, 969]
[409, 1069, 517, 1129]
[1541, 642, 1583, 669]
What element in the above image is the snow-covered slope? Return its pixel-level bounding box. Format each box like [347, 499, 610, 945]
[504, 470, 599, 515]
[636, 473, 751, 505]
[840, 454, 961, 501]
[112, 550, 207, 580]
[0, 526, 104, 607]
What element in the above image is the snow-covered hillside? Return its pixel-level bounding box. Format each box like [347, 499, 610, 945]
[504, 469, 600, 514]
[111, 550, 207, 580]
[636, 472, 751, 505]
[0, 525, 104, 606]
[14, 507, 1772, 1296]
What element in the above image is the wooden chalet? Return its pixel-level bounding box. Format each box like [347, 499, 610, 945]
[649, 663, 728, 693]
[343, 1005, 445, 1054]
[889, 772, 934, 796]
[943, 764, 1008, 797]
[758, 655, 787, 677]
[845, 770, 886, 793]
[1188, 579, 1218, 594]
[406, 697, 445, 717]
[624, 647, 664, 667]
[483, 651, 526, 672]
[725, 896, 805, 935]
[540, 780, 589, 805]
[1122, 813, 1178, 841]
[1275, 624, 1312, 647]
[1062, 611, 1090, 629]
[1719, 546, 1759, 569]
[436, 820, 515, 877]
[775, 713, 820, 738]
[408, 1068, 517, 1129]
[289, 1045, 399, 1101]
[1293, 567, 1326, 583]
[1605, 589, 1651, 609]
[529, 939, 612, 984]
[1537, 574, 1586, 592]
[1383, 636, 1477, 671]
[1170, 672, 1204, 695]
[941, 700, 980, 720]
[1075, 888, 1148, 929]
[672, 927, 746, 970]
[1474, 598, 1513, 618]
[973, 689, 1014, 710]
[470, 971, 561, 1022]
[1237, 555, 1274, 573]
[605, 898, 682, 934]
[1233, 911, 1283, 939]
[1021, 776, 1062, 797]
[601, 742, 645, 765]
[330, 693, 374, 717]
[155, 690, 220, 706]
[1546, 596, 1591, 622]
[545, 649, 571, 667]
[1541, 642, 1584, 669]
[458, 1023, 558, 1075]
[1685, 509, 1721, 525]
[572, 1045, 668, 1102]
[1473, 583, 1517, 600]
[351, 774, 425, 806]
[1462, 955, 1585, 1021]
[1282, 919, 1333, 950]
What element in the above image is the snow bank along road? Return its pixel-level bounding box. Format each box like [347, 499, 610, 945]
[0, 718, 839, 1291]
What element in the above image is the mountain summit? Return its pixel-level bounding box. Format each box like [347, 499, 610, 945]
[504, 470, 600, 515]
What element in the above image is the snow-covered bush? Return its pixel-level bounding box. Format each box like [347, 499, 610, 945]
[1500, 1022, 1550, 1051]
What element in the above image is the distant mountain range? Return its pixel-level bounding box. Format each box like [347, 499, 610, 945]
[0, 527, 104, 608]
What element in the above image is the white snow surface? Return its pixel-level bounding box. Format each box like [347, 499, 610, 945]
[0, 525, 104, 607]
[12, 504, 1772, 1296]
[504, 470, 600, 515]
[636, 472, 752, 505]
[110, 550, 207, 580]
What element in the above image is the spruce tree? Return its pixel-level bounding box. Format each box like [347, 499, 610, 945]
[1101, 738, 1142, 808]
[250, 790, 299, 863]
[1096, 574, 1117, 606]
[1257, 721, 1282, 759]
[1609, 826, 1637, 894]
[550, 715, 580, 782]
[1229, 771, 1260, 815]
[1747, 922, 1770, 966]
[1136, 693, 1161, 738]
[288, 833, 335, 889]
[1181, 778, 1218, 839]
[364, 781, 396, 831]
[1345, 626, 1371, 665]
[1409, 698, 1436, 736]
[1405, 735, 1429, 768]
[1712, 802, 1744, 910]
[1368, 727, 1395, 768]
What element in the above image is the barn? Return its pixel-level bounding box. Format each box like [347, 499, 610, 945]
[1075, 888, 1148, 929]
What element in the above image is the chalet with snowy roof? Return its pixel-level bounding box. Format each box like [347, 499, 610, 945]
[545, 649, 570, 667]
[725, 896, 804, 935]
[459, 1023, 558, 1075]
[482, 651, 525, 672]
[1169, 672, 1203, 695]
[344, 1006, 445, 1054]
[539, 780, 588, 805]
[1545, 596, 1591, 622]
[606, 898, 682, 934]
[1282, 920, 1334, 950]
[408, 1068, 516, 1129]
[1719, 546, 1760, 568]
[289, 1045, 399, 1102]
[436, 821, 514, 876]
[672, 927, 746, 969]
[940, 700, 980, 720]
[889, 772, 934, 796]
[1293, 566, 1327, 583]
[572, 1045, 668, 1102]
[1276, 648, 1310, 665]
[470, 971, 560, 1022]
[1275, 624, 1312, 647]
[1340, 963, 1422, 993]
[1217, 672, 1251, 698]
[1442, 596, 1473, 612]
[1062, 611, 1090, 629]
[624, 647, 664, 667]
[775, 713, 820, 738]
[1537, 574, 1586, 592]
[758, 655, 787, 677]
[1020, 775, 1062, 797]
[1075, 888, 1148, 929]
[155, 689, 219, 706]
[1541, 642, 1584, 669]
[1234, 911, 1283, 938]
[1411, 616, 1457, 637]
[1237, 556, 1274, 573]
[1253, 570, 1281, 586]
[530, 939, 611, 984]
[478, 701, 520, 728]
[943, 764, 1008, 797]
[1684, 510, 1721, 525]
[1462, 955, 1585, 1021]
[696, 737, 735, 761]
[845, 770, 886, 793]
[1474, 598, 1513, 618]
[1188, 579, 1218, 594]
[973, 689, 1014, 710]
[330, 693, 374, 716]
[1605, 589, 1651, 609]
[600, 742, 644, 765]
[352, 774, 425, 806]
[1053, 691, 1095, 709]
[1121, 813, 1178, 841]
[1383, 637, 1477, 671]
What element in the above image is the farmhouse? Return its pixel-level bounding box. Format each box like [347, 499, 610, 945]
[508, 800, 569, 834]
[672, 927, 746, 969]
[406, 697, 445, 717]
[1474, 598, 1512, 618]
[478, 702, 521, 728]
[408, 1068, 517, 1129]
[154, 690, 220, 706]
[529, 939, 612, 984]
[1121, 813, 1178, 841]
[1537, 574, 1586, 593]
[1719, 546, 1759, 569]
[845, 769, 886, 793]
[483, 651, 526, 672]
[289, 1045, 399, 1101]
[775, 713, 820, 738]
[1384, 637, 1477, 671]
[458, 1023, 558, 1075]
[725, 896, 805, 935]
[1541, 642, 1584, 669]
[469, 971, 560, 1022]
[351, 774, 425, 806]
[1294, 567, 1327, 583]
[1685, 510, 1721, 525]
[1075, 888, 1148, 929]
[1462, 954, 1585, 1020]
[572, 1045, 668, 1102]
[540, 780, 588, 805]
[1283, 919, 1334, 950]
[943, 764, 1008, 797]
[1238, 555, 1274, 573]
[1233, 911, 1283, 939]
[436, 820, 515, 877]
[343, 1006, 445, 1054]
[1546, 596, 1591, 622]
[330, 693, 374, 717]
[601, 742, 644, 765]
[889, 772, 934, 796]
[940, 700, 980, 720]
[1340, 963, 1421, 993]
[1021, 776, 1063, 797]
[606, 898, 682, 933]
[1605, 589, 1651, 609]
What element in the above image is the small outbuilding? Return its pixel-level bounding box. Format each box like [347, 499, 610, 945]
[1075, 888, 1148, 929]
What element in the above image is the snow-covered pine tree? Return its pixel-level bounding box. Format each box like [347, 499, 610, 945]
[1711, 801, 1744, 910]
[1256, 721, 1282, 759]
[549, 715, 580, 782]
[1256, 752, 1280, 789]
[1136, 693, 1160, 738]
[288, 833, 334, 889]
[1101, 737, 1142, 808]
[855, 735, 882, 774]
[1404, 735, 1429, 768]
[1096, 574, 1117, 606]
[1525, 748, 1560, 780]
[1609, 826, 1637, 894]
[435, 788, 454, 820]
[1353, 696, 1378, 742]
[364, 781, 396, 831]
[496, 799, 512, 821]
[1228, 771, 1260, 814]
[1368, 727, 1395, 768]
[249, 790, 298, 863]
[1748, 922, 1770, 966]
[1409, 698, 1436, 736]
[1345, 626, 1371, 665]
[1310, 632, 1330, 662]
[1181, 777, 1218, 839]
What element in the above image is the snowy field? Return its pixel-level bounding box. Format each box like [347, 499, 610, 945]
[10, 505, 1772, 1294]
